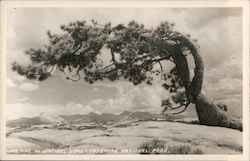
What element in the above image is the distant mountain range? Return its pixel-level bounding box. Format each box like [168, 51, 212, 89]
[7, 111, 185, 128]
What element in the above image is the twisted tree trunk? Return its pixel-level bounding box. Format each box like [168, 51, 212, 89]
[195, 94, 242, 131]
[168, 33, 242, 131]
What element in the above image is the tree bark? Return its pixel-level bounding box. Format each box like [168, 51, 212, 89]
[168, 33, 242, 131]
[195, 94, 242, 131]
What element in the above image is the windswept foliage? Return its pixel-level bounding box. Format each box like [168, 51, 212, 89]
[12, 20, 199, 114]
[12, 20, 243, 131]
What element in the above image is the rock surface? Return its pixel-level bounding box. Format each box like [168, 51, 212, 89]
[6, 121, 242, 154]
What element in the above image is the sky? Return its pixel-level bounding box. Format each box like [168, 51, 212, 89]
[5, 8, 243, 120]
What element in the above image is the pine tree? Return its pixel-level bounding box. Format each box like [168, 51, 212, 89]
[12, 20, 242, 131]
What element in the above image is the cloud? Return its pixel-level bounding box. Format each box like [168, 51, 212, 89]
[196, 15, 242, 70]
[14, 97, 31, 103]
[93, 87, 99, 92]
[65, 102, 94, 115]
[183, 8, 242, 30]
[19, 82, 39, 91]
[13, 74, 26, 82]
[6, 78, 17, 87]
[7, 102, 93, 120]
[88, 97, 134, 114]
[203, 77, 242, 112]
[7, 103, 61, 120]
[205, 56, 242, 85]
[87, 82, 169, 114]
[203, 54, 242, 111]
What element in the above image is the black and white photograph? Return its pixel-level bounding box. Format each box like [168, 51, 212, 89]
[0, 0, 249, 160]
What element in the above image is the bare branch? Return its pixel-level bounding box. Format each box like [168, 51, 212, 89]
[110, 48, 118, 67]
[170, 101, 191, 115]
[103, 63, 115, 71]
[71, 43, 83, 55]
[151, 56, 171, 63]
[66, 73, 81, 82]
[46, 65, 55, 74]
[155, 60, 163, 79]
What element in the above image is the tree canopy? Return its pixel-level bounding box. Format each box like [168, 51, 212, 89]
[12, 20, 202, 114]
